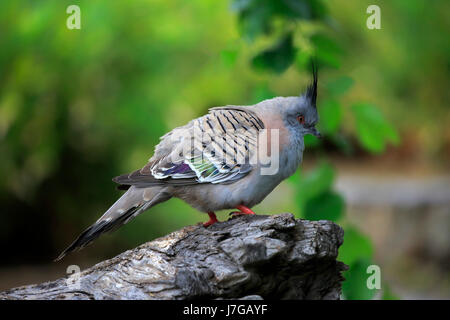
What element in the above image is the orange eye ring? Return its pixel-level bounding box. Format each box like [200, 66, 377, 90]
[297, 115, 305, 124]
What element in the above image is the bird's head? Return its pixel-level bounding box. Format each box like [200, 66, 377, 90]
[273, 67, 320, 138]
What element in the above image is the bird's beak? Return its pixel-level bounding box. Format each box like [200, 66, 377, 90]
[309, 127, 321, 138]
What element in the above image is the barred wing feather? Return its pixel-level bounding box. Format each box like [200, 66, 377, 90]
[113, 107, 264, 187]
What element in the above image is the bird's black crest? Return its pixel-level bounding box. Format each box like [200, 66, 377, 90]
[305, 61, 318, 108]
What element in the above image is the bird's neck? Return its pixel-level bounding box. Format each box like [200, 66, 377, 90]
[275, 130, 304, 181]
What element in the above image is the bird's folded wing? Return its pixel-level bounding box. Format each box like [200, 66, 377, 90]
[113, 107, 264, 188]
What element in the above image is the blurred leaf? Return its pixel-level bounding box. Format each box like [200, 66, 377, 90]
[279, 0, 327, 20]
[351, 103, 400, 153]
[287, 167, 302, 184]
[295, 162, 335, 214]
[329, 134, 354, 155]
[304, 134, 320, 147]
[338, 226, 374, 266]
[252, 33, 296, 73]
[304, 190, 344, 221]
[318, 99, 342, 135]
[221, 49, 238, 68]
[230, 0, 254, 12]
[326, 76, 354, 96]
[232, 0, 327, 26]
[250, 84, 276, 104]
[382, 282, 400, 300]
[295, 50, 312, 70]
[310, 33, 342, 68]
[304, 0, 328, 19]
[342, 258, 377, 300]
[236, 4, 271, 41]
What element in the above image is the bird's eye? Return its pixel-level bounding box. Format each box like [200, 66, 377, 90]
[297, 115, 305, 124]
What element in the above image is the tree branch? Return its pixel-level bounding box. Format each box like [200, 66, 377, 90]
[0, 213, 347, 300]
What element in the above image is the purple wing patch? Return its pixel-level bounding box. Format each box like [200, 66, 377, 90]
[163, 163, 192, 175]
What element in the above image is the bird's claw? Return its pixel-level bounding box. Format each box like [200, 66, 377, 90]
[229, 211, 256, 217]
[203, 212, 219, 227]
[229, 205, 256, 218]
[203, 221, 215, 227]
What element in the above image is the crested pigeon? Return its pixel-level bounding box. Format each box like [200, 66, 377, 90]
[56, 69, 320, 261]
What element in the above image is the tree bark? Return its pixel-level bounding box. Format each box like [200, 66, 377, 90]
[0, 213, 347, 300]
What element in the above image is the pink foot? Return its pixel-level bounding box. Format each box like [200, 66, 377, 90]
[229, 205, 256, 217]
[203, 212, 219, 227]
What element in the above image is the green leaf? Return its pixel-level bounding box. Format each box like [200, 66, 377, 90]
[295, 162, 335, 214]
[329, 134, 354, 155]
[305, 0, 328, 19]
[250, 84, 276, 104]
[287, 168, 302, 184]
[279, 0, 327, 20]
[230, 0, 255, 12]
[220, 49, 238, 68]
[304, 134, 320, 147]
[252, 33, 296, 73]
[318, 99, 342, 135]
[304, 190, 344, 222]
[326, 76, 354, 96]
[351, 103, 400, 153]
[295, 50, 312, 70]
[232, 0, 327, 21]
[382, 282, 400, 300]
[342, 258, 377, 300]
[310, 33, 343, 68]
[338, 226, 373, 266]
[236, 5, 271, 41]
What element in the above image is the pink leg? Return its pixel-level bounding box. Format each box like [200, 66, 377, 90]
[203, 212, 219, 227]
[236, 205, 256, 214]
[229, 205, 256, 217]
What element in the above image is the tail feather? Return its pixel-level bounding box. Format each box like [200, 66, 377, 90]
[54, 186, 170, 261]
[54, 206, 140, 261]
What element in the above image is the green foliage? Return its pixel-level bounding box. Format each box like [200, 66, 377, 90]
[351, 103, 400, 153]
[303, 134, 320, 148]
[326, 76, 354, 97]
[293, 162, 345, 222]
[250, 84, 276, 104]
[338, 226, 374, 266]
[382, 283, 400, 300]
[221, 49, 239, 68]
[318, 99, 342, 135]
[294, 162, 335, 208]
[252, 34, 296, 73]
[310, 34, 343, 69]
[304, 190, 344, 221]
[232, 0, 327, 41]
[342, 258, 377, 300]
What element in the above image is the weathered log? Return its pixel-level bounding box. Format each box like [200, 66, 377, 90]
[0, 213, 347, 300]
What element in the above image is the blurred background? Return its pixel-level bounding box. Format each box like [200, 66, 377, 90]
[0, 0, 449, 299]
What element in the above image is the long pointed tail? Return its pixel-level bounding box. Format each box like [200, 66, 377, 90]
[55, 186, 170, 261]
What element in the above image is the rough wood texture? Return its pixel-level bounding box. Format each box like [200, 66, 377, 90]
[0, 213, 347, 300]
